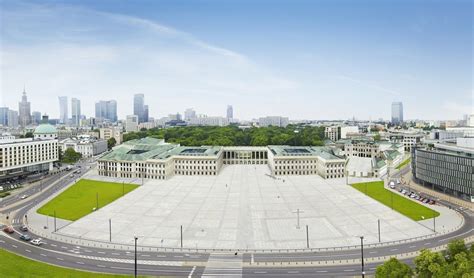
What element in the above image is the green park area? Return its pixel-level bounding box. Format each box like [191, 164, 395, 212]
[351, 181, 440, 221]
[37, 179, 138, 221]
[0, 248, 149, 278]
[396, 157, 411, 170]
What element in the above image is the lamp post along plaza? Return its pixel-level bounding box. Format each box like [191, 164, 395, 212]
[134, 236, 138, 278]
[360, 236, 365, 278]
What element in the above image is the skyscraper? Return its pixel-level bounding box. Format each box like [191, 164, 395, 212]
[226, 105, 233, 119]
[58, 96, 68, 124]
[0, 107, 8, 126]
[184, 108, 197, 121]
[391, 102, 404, 125]
[71, 98, 81, 126]
[31, 111, 42, 125]
[18, 89, 31, 126]
[143, 105, 149, 123]
[133, 94, 145, 123]
[8, 110, 19, 127]
[95, 100, 117, 122]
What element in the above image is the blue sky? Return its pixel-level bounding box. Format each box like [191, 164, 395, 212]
[0, 0, 472, 121]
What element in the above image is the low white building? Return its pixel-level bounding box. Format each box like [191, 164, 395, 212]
[60, 135, 107, 158]
[258, 116, 289, 127]
[0, 136, 58, 181]
[98, 138, 346, 180]
[188, 116, 229, 126]
[99, 126, 123, 145]
[126, 115, 139, 132]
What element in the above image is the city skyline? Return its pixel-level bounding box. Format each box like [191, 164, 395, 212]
[1, 0, 472, 121]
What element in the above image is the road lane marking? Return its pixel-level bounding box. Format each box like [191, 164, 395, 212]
[390, 248, 398, 251]
[51, 244, 57, 247]
[254, 271, 267, 274]
[188, 266, 196, 278]
[317, 271, 328, 273]
[111, 252, 120, 255]
[344, 269, 354, 272]
[57, 258, 63, 261]
[98, 251, 106, 254]
[40, 254, 47, 257]
[369, 251, 377, 254]
[61, 246, 68, 249]
[11, 244, 17, 248]
[424, 242, 431, 245]
[25, 249, 31, 253]
[141, 254, 150, 257]
[76, 261, 84, 265]
[97, 265, 106, 268]
[288, 271, 299, 274]
[409, 245, 416, 248]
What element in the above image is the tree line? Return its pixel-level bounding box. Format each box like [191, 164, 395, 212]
[376, 239, 473, 277]
[123, 125, 326, 146]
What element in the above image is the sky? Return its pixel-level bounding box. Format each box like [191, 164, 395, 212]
[0, 0, 472, 121]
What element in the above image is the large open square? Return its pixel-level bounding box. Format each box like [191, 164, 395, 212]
[58, 165, 433, 249]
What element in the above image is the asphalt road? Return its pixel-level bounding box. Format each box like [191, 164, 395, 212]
[0, 161, 472, 277]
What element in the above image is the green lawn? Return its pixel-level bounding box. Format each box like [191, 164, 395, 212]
[0, 248, 146, 277]
[37, 179, 138, 221]
[396, 158, 411, 170]
[351, 181, 440, 221]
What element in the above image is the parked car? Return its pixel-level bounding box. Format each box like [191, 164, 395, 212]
[390, 184, 395, 189]
[20, 225, 28, 232]
[429, 200, 436, 205]
[20, 234, 31, 241]
[30, 238, 43, 246]
[423, 199, 429, 203]
[3, 226, 14, 234]
[20, 195, 28, 199]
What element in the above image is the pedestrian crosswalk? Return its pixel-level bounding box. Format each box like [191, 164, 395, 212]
[79, 255, 183, 266]
[202, 253, 243, 277]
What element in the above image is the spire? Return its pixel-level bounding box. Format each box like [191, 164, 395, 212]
[23, 84, 26, 94]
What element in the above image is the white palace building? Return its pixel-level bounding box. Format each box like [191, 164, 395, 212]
[98, 137, 346, 180]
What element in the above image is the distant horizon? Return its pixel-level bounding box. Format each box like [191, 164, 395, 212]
[1, 0, 472, 121]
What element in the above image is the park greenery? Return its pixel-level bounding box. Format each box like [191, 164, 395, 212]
[351, 181, 439, 221]
[37, 179, 138, 220]
[123, 125, 326, 146]
[376, 239, 474, 278]
[60, 147, 82, 164]
[0, 248, 148, 277]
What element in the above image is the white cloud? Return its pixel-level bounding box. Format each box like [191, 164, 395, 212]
[0, 2, 298, 119]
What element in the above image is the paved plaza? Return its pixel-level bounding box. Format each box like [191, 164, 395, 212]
[58, 165, 434, 249]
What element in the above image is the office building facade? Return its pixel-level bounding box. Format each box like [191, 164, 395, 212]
[71, 98, 81, 126]
[58, 96, 68, 124]
[391, 102, 403, 125]
[226, 105, 233, 119]
[95, 100, 117, 122]
[412, 142, 473, 202]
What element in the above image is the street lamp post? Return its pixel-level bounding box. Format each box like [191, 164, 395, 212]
[54, 210, 57, 232]
[109, 219, 112, 242]
[134, 236, 138, 278]
[360, 236, 365, 278]
[377, 219, 381, 243]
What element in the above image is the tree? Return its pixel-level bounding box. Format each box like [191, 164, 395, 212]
[414, 249, 447, 278]
[443, 239, 468, 263]
[107, 137, 117, 150]
[375, 258, 413, 278]
[374, 133, 381, 141]
[61, 148, 82, 164]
